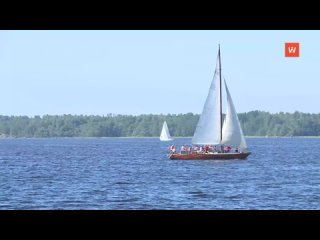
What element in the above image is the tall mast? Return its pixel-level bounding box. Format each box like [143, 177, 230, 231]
[219, 44, 222, 142]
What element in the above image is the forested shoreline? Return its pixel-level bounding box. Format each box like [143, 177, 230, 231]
[1, 111, 320, 138]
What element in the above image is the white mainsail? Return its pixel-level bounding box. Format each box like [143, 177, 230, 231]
[192, 54, 221, 145]
[160, 121, 173, 141]
[221, 80, 248, 152]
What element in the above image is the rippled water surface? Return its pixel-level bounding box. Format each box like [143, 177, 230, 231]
[0, 138, 319, 209]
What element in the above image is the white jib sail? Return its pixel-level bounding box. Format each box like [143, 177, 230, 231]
[192, 54, 221, 145]
[221, 80, 248, 152]
[160, 121, 173, 141]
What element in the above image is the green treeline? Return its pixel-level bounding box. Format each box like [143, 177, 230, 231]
[1, 111, 320, 138]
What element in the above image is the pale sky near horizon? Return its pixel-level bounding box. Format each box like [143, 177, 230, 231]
[0, 30, 319, 116]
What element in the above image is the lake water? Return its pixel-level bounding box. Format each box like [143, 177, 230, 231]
[0, 138, 319, 209]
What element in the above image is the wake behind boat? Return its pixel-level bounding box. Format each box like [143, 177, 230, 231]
[170, 45, 251, 160]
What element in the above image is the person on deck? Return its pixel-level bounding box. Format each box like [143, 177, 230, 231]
[169, 145, 176, 154]
[220, 145, 224, 153]
[180, 144, 188, 154]
[181, 145, 187, 153]
[205, 145, 209, 153]
[225, 146, 231, 153]
[212, 145, 216, 153]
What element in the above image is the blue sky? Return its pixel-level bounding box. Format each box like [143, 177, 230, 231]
[0, 30, 319, 116]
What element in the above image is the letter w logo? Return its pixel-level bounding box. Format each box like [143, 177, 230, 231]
[285, 43, 300, 57]
[288, 47, 296, 53]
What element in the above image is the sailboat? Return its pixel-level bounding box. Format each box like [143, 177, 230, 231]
[170, 46, 251, 160]
[160, 121, 174, 141]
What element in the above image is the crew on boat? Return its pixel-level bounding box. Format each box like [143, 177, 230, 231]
[181, 145, 188, 154]
[193, 146, 199, 152]
[174, 145, 242, 155]
[169, 145, 176, 154]
[225, 145, 231, 153]
[204, 145, 209, 153]
[220, 145, 224, 153]
[212, 145, 216, 152]
[199, 146, 203, 152]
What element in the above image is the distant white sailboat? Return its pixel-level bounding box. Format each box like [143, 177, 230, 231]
[160, 121, 173, 141]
